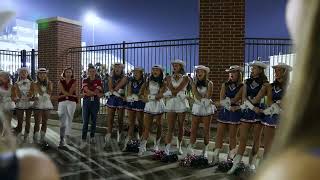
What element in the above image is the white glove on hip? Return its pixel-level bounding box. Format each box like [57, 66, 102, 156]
[148, 95, 156, 101]
[163, 90, 172, 98]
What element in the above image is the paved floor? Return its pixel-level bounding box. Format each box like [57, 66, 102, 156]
[16, 121, 253, 180]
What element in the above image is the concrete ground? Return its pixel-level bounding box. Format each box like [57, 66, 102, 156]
[13, 118, 259, 180]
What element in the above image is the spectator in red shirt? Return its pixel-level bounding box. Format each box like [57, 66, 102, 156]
[80, 65, 103, 148]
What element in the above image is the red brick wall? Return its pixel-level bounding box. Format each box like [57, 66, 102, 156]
[38, 17, 81, 105]
[199, 0, 245, 104]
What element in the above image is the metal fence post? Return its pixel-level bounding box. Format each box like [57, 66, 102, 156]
[122, 41, 126, 65]
[31, 49, 36, 80]
[21, 50, 27, 67]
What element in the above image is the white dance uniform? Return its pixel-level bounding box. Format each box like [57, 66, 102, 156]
[0, 86, 15, 111]
[16, 79, 33, 110]
[164, 75, 189, 113]
[191, 86, 215, 116]
[144, 81, 165, 115]
[33, 85, 53, 110]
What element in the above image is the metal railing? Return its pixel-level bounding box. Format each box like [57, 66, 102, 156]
[67, 38, 199, 114]
[67, 38, 199, 75]
[0, 49, 38, 81]
[0, 38, 294, 114]
[244, 38, 294, 80]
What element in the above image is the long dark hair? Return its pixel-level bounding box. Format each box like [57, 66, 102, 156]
[172, 64, 186, 75]
[62, 67, 74, 79]
[249, 67, 268, 84]
[111, 64, 125, 78]
[147, 70, 164, 88]
[194, 70, 209, 88]
[131, 70, 145, 85]
[227, 70, 243, 85]
[36, 73, 48, 87]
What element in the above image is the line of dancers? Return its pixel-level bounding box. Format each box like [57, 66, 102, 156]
[0, 59, 291, 172]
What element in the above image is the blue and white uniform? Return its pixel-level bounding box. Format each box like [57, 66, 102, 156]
[164, 75, 189, 113]
[261, 81, 283, 127]
[218, 81, 243, 124]
[144, 81, 165, 115]
[126, 79, 145, 111]
[241, 78, 266, 123]
[106, 75, 126, 109]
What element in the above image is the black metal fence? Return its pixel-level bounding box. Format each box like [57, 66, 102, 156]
[0, 38, 294, 113]
[0, 49, 38, 81]
[67, 38, 199, 114]
[67, 38, 199, 76]
[244, 38, 294, 80]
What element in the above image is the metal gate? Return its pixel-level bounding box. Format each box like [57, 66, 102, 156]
[0, 49, 38, 81]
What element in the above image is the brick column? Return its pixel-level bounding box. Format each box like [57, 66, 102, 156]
[37, 17, 82, 105]
[199, 0, 245, 103]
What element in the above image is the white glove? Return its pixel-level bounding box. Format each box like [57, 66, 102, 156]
[113, 91, 121, 97]
[43, 93, 50, 99]
[244, 100, 255, 110]
[263, 106, 273, 115]
[201, 98, 211, 107]
[212, 104, 217, 112]
[163, 90, 172, 98]
[126, 96, 134, 102]
[131, 94, 139, 101]
[194, 99, 201, 105]
[220, 97, 231, 110]
[263, 103, 281, 115]
[177, 92, 186, 100]
[271, 103, 281, 114]
[148, 95, 156, 101]
[105, 92, 112, 98]
[118, 89, 125, 95]
[240, 103, 247, 111]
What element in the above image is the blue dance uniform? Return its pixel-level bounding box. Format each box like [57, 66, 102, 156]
[218, 81, 243, 124]
[261, 81, 283, 127]
[126, 79, 145, 112]
[241, 78, 266, 123]
[106, 75, 127, 109]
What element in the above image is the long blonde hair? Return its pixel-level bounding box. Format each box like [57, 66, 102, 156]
[270, 0, 320, 155]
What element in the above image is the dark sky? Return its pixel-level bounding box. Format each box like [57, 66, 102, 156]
[2, 0, 290, 45]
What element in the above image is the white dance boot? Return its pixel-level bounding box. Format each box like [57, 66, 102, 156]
[138, 140, 147, 156]
[212, 148, 220, 163]
[227, 154, 242, 174]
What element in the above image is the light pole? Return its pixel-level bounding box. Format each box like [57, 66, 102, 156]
[92, 23, 95, 45]
[85, 12, 99, 45]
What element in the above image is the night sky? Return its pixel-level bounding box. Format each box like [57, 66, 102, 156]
[1, 0, 289, 45]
